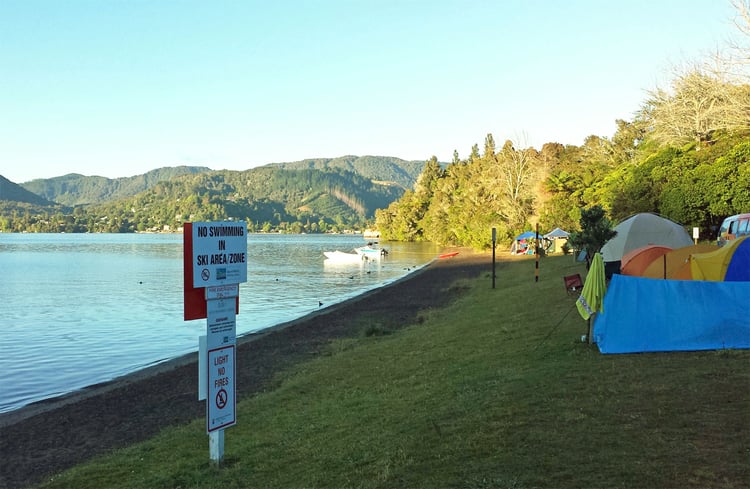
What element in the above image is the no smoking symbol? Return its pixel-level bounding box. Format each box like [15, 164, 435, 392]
[216, 388, 228, 409]
[201, 269, 210, 281]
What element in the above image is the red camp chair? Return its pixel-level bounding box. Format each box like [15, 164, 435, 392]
[563, 274, 583, 295]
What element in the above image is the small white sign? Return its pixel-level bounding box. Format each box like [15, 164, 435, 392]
[205, 284, 239, 300]
[207, 345, 236, 432]
[693, 227, 700, 240]
[206, 299, 237, 350]
[192, 221, 248, 288]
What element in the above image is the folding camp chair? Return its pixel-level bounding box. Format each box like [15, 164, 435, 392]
[563, 274, 583, 295]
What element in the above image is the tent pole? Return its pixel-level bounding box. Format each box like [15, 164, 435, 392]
[587, 316, 593, 344]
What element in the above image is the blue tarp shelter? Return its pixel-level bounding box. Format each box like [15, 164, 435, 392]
[593, 275, 750, 354]
[510, 231, 544, 255]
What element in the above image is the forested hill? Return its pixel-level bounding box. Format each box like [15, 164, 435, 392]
[0, 162, 414, 233]
[0, 175, 54, 206]
[89, 167, 405, 233]
[21, 166, 212, 206]
[266, 155, 428, 189]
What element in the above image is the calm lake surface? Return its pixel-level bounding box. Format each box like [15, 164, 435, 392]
[0, 233, 439, 413]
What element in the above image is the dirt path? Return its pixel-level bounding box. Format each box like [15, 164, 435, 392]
[0, 250, 489, 489]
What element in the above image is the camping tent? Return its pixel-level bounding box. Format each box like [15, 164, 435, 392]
[544, 227, 569, 239]
[641, 244, 718, 280]
[690, 236, 750, 281]
[593, 274, 750, 354]
[510, 231, 544, 255]
[600, 213, 693, 275]
[543, 227, 569, 254]
[620, 245, 672, 276]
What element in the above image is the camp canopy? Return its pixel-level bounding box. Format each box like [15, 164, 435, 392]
[543, 227, 569, 253]
[544, 228, 569, 239]
[510, 231, 545, 255]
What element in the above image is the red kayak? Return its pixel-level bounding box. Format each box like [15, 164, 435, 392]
[438, 251, 459, 259]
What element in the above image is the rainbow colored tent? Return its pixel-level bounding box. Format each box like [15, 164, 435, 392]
[641, 244, 718, 280]
[690, 237, 750, 282]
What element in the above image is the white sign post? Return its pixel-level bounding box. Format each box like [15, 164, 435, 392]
[185, 221, 247, 466]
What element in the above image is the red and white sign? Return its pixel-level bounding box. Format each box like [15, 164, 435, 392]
[207, 345, 236, 432]
[183, 222, 244, 321]
[191, 221, 248, 288]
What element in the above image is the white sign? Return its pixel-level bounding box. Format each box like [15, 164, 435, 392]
[205, 284, 239, 301]
[192, 221, 248, 288]
[206, 299, 237, 349]
[207, 345, 236, 432]
[693, 227, 700, 240]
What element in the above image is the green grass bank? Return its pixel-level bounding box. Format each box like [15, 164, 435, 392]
[37, 255, 749, 489]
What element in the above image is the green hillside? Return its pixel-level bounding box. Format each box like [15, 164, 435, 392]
[2, 157, 425, 233]
[0, 163, 411, 233]
[21, 166, 212, 206]
[0, 175, 54, 206]
[87, 167, 404, 233]
[267, 155, 428, 189]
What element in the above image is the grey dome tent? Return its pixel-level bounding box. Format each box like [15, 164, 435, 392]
[600, 213, 693, 276]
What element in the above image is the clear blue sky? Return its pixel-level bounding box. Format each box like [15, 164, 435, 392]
[0, 0, 737, 183]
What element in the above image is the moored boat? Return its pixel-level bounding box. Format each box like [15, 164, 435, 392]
[355, 245, 387, 260]
[323, 250, 363, 262]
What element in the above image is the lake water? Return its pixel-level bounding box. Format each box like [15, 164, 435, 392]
[0, 233, 439, 413]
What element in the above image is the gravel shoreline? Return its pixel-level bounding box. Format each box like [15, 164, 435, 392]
[0, 250, 489, 489]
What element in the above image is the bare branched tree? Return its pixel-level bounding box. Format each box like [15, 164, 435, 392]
[709, 1, 750, 81]
[641, 63, 750, 146]
[491, 135, 541, 230]
[729, 0, 750, 69]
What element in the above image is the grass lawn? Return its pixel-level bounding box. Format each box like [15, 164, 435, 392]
[38, 254, 749, 488]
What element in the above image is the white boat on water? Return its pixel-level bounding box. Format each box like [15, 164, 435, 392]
[355, 245, 387, 260]
[323, 250, 363, 262]
[323, 245, 388, 263]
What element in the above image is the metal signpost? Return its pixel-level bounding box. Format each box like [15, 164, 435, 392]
[491, 227, 496, 289]
[184, 221, 247, 465]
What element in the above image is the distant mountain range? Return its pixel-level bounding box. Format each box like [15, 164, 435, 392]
[20, 166, 212, 206]
[267, 155, 425, 190]
[0, 155, 430, 233]
[0, 175, 55, 206]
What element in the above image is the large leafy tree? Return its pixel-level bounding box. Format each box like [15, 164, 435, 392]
[568, 206, 617, 264]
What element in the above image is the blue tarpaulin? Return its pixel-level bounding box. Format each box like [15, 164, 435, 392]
[593, 275, 750, 354]
[515, 231, 540, 240]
